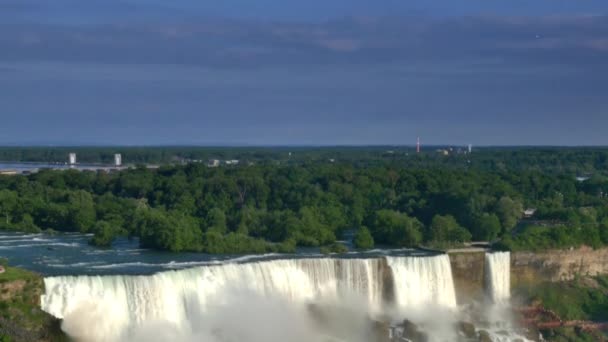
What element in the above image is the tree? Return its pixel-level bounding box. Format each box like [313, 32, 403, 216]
[353, 226, 374, 249]
[471, 213, 501, 241]
[67, 190, 96, 233]
[90, 221, 116, 247]
[206, 208, 227, 235]
[136, 208, 202, 252]
[496, 196, 523, 232]
[295, 207, 335, 246]
[428, 215, 472, 243]
[0, 190, 17, 226]
[370, 210, 423, 247]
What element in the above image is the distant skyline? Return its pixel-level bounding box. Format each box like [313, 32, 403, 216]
[1, 1, 608, 145]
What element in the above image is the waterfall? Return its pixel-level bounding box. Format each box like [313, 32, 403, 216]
[41, 255, 457, 341]
[386, 255, 457, 309]
[485, 252, 511, 304]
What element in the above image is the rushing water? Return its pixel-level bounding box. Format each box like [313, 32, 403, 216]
[41, 255, 459, 341]
[485, 252, 511, 304]
[386, 255, 457, 309]
[0, 231, 429, 276]
[0, 231, 529, 341]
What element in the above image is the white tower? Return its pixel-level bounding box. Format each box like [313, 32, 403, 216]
[68, 153, 77, 165]
[468, 144, 472, 154]
[114, 154, 122, 167]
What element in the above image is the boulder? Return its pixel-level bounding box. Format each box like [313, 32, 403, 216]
[478, 330, 492, 342]
[401, 319, 419, 338]
[371, 320, 391, 342]
[456, 321, 476, 338]
[399, 319, 428, 342]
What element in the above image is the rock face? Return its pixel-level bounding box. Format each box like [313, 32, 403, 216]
[0, 268, 66, 342]
[511, 246, 608, 287]
[478, 330, 492, 342]
[456, 321, 477, 339]
[394, 320, 428, 342]
[448, 252, 486, 303]
[0, 279, 26, 301]
[448, 247, 608, 302]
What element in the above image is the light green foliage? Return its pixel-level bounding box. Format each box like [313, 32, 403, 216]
[206, 208, 227, 235]
[136, 208, 202, 252]
[0, 262, 68, 341]
[496, 196, 523, 232]
[428, 215, 471, 243]
[89, 221, 117, 247]
[67, 190, 96, 233]
[1, 149, 608, 253]
[471, 213, 501, 241]
[353, 226, 374, 249]
[524, 275, 608, 322]
[371, 210, 423, 247]
[0, 189, 17, 226]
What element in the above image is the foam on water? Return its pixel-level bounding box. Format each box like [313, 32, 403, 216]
[386, 254, 457, 309]
[41, 256, 461, 341]
[485, 252, 511, 304]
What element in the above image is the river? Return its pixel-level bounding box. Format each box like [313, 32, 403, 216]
[0, 231, 431, 276]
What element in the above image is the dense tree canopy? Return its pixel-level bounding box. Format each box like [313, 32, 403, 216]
[354, 226, 374, 250]
[1, 153, 608, 253]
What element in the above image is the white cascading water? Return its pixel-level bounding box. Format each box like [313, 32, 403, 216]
[41, 255, 457, 341]
[485, 252, 511, 304]
[386, 255, 457, 310]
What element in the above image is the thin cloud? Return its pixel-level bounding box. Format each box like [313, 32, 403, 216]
[0, 15, 607, 68]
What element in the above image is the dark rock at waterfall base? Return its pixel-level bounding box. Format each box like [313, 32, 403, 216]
[398, 319, 428, 342]
[478, 330, 492, 342]
[456, 321, 476, 338]
[401, 319, 419, 336]
[371, 319, 391, 342]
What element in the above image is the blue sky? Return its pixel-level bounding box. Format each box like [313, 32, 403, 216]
[1, 1, 608, 145]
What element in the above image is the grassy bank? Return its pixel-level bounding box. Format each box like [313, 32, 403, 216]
[517, 275, 608, 341]
[0, 259, 67, 342]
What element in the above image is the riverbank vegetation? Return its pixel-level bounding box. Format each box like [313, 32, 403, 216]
[518, 275, 608, 341]
[0, 259, 67, 342]
[2, 146, 608, 175]
[1, 154, 608, 253]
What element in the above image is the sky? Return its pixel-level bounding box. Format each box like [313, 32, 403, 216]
[1, 1, 608, 146]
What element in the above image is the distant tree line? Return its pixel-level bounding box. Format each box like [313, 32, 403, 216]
[2, 146, 608, 174]
[1, 160, 608, 253]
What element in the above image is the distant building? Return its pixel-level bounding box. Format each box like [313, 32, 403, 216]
[0, 265, 4, 274]
[69, 153, 77, 165]
[0, 170, 18, 176]
[523, 208, 537, 218]
[225, 160, 240, 165]
[468, 144, 472, 154]
[114, 154, 122, 167]
[208, 159, 220, 167]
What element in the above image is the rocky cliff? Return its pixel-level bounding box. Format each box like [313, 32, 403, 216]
[448, 251, 486, 303]
[0, 266, 67, 342]
[448, 246, 608, 302]
[511, 246, 608, 287]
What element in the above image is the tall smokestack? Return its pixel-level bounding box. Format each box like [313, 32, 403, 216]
[416, 137, 421, 154]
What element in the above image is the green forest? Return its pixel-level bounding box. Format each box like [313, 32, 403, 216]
[1, 151, 608, 253]
[3, 146, 608, 174]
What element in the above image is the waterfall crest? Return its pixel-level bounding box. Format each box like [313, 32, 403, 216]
[41, 255, 458, 341]
[386, 255, 457, 309]
[485, 252, 511, 304]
